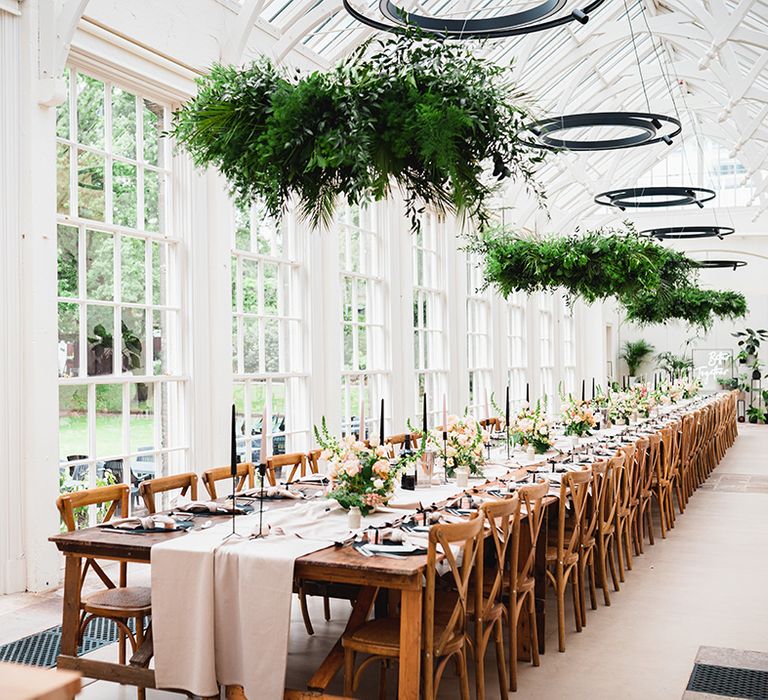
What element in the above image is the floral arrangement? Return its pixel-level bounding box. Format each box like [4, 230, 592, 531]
[630, 383, 656, 418]
[511, 402, 553, 454]
[429, 413, 485, 478]
[605, 391, 637, 425]
[561, 397, 597, 437]
[314, 418, 400, 515]
[681, 377, 702, 399]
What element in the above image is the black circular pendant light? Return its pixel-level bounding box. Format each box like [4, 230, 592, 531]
[520, 112, 681, 152]
[641, 225, 735, 240]
[594, 186, 715, 210]
[342, 0, 606, 38]
[695, 259, 747, 270]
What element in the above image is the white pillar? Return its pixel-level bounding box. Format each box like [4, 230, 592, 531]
[18, 0, 62, 591]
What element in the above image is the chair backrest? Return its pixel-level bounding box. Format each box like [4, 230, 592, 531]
[56, 484, 130, 590]
[480, 496, 521, 618]
[267, 452, 307, 484]
[602, 453, 624, 529]
[642, 433, 660, 496]
[202, 462, 254, 499]
[307, 449, 322, 475]
[659, 425, 676, 482]
[385, 433, 421, 453]
[424, 515, 485, 657]
[631, 439, 649, 505]
[585, 459, 608, 544]
[517, 481, 549, 587]
[556, 468, 592, 564]
[479, 417, 501, 431]
[138, 472, 198, 514]
[617, 443, 636, 513]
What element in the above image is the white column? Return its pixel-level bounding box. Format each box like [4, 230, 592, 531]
[0, 5, 27, 595]
[445, 220, 467, 412]
[18, 0, 62, 591]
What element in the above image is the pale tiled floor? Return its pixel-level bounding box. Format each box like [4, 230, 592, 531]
[4, 424, 768, 699]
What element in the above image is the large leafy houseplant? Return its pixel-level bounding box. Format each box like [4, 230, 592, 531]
[467, 224, 694, 304]
[620, 339, 655, 376]
[172, 33, 545, 231]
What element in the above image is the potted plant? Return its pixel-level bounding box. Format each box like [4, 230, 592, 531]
[656, 351, 693, 379]
[620, 339, 655, 381]
[732, 328, 768, 365]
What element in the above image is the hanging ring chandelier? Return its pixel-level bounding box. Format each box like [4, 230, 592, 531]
[594, 186, 715, 210]
[519, 112, 681, 152]
[694, 259, 747, 270]
[342, 0, 606, 38]
[641, 226, 735, 240]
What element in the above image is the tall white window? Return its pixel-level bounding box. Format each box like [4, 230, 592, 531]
[56, 67, 184, 522]
[538, 294, 555, 413]
[562, 300, 576, 396]
[466, 256, 492, 416]
[413, 212, 449, 423]
[339, 205, 388, 438]
[506, 292, 527, 409]
[232, 204, 309, 461]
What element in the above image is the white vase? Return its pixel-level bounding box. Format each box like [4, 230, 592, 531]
[347, 506, 362, 530]
[526, 445, 535, 461]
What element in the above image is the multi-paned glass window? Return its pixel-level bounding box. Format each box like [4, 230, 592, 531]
[562, 299, 576, 396]
[232, 203, 308, 462]
[56, 67, 183, 523]
[339, 205, 388, 438]
[506, 292, 527, 410]
[466, 256, 492, 417]
[413, 212, 449, 424]
[538, 294, 555, 414]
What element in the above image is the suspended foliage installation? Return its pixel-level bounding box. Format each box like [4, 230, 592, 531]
[467, 224, 694, 304]
[467, 224, 748, 328]
[171, 33, 546, 231]
[622, 288, 747, 330]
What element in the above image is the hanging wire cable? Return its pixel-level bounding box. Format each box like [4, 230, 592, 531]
[622, 0, 652, 113]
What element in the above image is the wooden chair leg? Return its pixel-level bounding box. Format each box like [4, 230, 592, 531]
[343, 649, 355, 696]
[615, 525, 626, 582]
[298, 584, 314, 636]
[493, 619, 509, 699]
[570, 572, 582, 633]
[509, 605, 518, 692]
[378, 660, 387, 700]
[556, 580, 566, 653]
[528, 593, 540, 667]
[135, 616, 145, 700]
[323, 594, 331, 622]
[623, 521, 633, 571]
[475, 624, 486, 700]
[587, 551, 598, 611]
[458, 648, 471, 700]
[597, 543, 611, 606]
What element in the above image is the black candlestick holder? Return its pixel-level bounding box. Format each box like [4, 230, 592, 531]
[252, 463, 269, 540]
[223, 473, 244, 541]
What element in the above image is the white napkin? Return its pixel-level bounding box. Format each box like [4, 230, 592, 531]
[108, 514, 177, 530]
[241, 485, 302, 499]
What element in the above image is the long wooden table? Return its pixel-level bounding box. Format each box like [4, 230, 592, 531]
[49, 466, 550, 699]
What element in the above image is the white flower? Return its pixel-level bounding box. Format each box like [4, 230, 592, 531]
[373, 478, 384, 489]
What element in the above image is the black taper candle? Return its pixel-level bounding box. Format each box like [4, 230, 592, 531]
[505, 385, 510, 427]
[591, 377, 595, 400]
[379, 398, 385, 445]
[230, 404, 237, 477]
[525, 382, 530, 403]
[581, 379, 585, 402]
[422, 392, 427, 439]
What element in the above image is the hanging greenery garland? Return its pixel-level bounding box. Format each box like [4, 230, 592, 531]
[622, 287, 747, 329]
[466, 224, 694, 305]
[171, 33, 546, 231]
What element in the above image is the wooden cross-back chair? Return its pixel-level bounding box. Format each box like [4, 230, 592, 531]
[592, 454, 623, 607]
[614, 443, 636, 581]
[138, 472, 198, 514]
[577, 459, 609, 622]
[629, 438, 649, 558]
[56, 484, 151, 700]
[654, 425, 677, 539]
[509, 481, 548, 690]
[546, 468, 592, 652]
[678, 413, 696, 509]
[267, 452, 308, 486]
[472, 497, 519, 700]
[201, 462, 254, 499]
[307, 449, 322, 475]
[342, 516, 484, 700]
[638, 433, 660, 548]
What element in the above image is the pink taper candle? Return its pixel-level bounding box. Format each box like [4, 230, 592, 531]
[442, 395, 447, 429]
[261, 405, 271, 462]
[359, 397, 365, 440]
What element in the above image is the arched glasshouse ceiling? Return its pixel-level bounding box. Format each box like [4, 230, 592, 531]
[223, 0, 768, 231]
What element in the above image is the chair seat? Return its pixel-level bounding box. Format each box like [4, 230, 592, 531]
[342, 615, 463, 658]
[82, 586, 152, 615]
[545, 546, 578, 566]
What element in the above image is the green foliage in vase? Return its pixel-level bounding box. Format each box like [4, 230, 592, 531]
[171, 32, 545, 231]
[655, 351, 694, 376]
[466, 223, 694, 305]
[623, 287, 747, 329]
